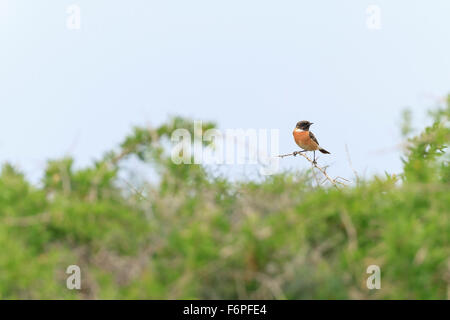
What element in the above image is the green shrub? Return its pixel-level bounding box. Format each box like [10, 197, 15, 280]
[0, 99, 448, 299]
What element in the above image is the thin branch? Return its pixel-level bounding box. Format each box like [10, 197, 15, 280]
[278, 150, 348, 188]
[345, 144, 359, 182]
[340, 209, 358, 251]
[121, 178, 148, 200]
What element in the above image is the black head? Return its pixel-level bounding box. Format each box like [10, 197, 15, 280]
[296, 120, 313, 131]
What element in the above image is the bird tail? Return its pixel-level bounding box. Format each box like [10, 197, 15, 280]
[319, 148, 330, 154]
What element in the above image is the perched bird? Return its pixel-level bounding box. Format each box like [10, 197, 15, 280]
[293, 120, 330, 164]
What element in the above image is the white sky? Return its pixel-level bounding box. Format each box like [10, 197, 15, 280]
[1, 0, 449, 183]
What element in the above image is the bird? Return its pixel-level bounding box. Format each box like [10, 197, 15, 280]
[293, 120, 330, 164]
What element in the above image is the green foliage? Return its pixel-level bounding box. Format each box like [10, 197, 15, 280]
[0, 104, 449, 299]
[400, 108, 414, 138]
[402, 101, 450, 183]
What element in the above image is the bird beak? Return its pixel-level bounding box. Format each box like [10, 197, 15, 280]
[310, 122, 314, 125]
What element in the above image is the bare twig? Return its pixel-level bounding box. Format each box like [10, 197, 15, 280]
[340, 209, 358, 251]
[278, 151, 348, 188]
[311, 165, 321, 187]
[345, 144, 359, 183]
[121, 178, 148, 200]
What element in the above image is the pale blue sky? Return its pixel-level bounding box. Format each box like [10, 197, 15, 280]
[1, 0, 449, 183]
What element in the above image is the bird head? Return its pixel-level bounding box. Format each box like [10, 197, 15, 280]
[296, 120, 313, 131]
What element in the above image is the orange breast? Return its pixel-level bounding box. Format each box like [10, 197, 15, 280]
[293, 129, 318, 151]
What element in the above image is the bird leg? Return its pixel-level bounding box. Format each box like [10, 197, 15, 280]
[313, 151, 317, 164]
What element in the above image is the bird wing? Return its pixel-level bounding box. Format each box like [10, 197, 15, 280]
[309, 131, 319, 146]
